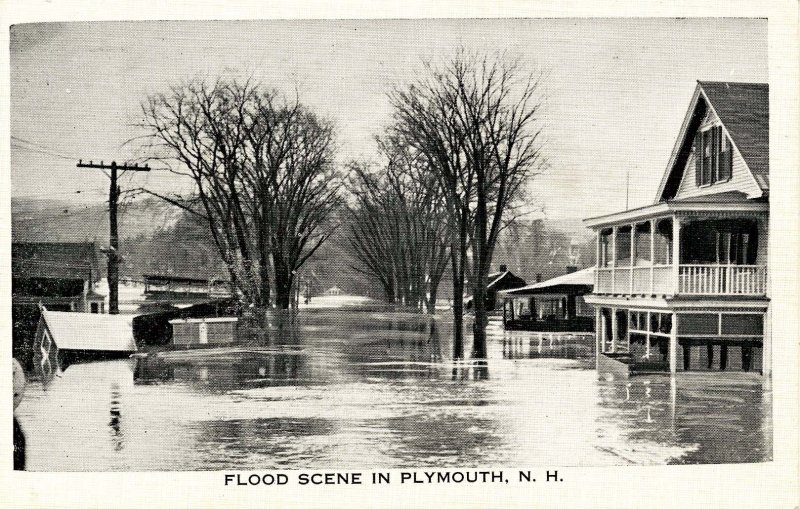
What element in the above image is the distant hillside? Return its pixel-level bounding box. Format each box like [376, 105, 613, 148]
[11, 196, 183, 243]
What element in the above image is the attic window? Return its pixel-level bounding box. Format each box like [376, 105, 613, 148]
[695, 125, 733, 186]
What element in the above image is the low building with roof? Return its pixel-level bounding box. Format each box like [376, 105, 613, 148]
[466, 265, 527, 312]
[33, 306, 137, 382]
[499, 266, 595, 332]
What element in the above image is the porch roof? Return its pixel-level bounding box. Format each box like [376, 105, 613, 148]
[583, 193, 768, 229]
[500, 267, 594, 297]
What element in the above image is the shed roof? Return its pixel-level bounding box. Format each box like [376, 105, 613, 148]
[500, 267, 594, 296]
[41, 308, 137, 352]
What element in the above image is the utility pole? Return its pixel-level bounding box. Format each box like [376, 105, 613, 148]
[77, 160, 150, 314]
[625, 167, 630, 210]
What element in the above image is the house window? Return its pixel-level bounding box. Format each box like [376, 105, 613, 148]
[695, 125, 733, 186]
[715, 231, 752, 265]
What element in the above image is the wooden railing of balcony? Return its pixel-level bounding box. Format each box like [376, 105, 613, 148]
[678, 264, 767, 295]
[595, 264, 767, 295]
[595, 264, 767, 296]
[595, 265, 673, 295]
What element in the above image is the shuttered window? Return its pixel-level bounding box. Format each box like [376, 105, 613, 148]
[718, 127, 733, 180]
[695, 124, 733, 186]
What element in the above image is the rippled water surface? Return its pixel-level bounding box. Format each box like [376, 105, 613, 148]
[16, 310, 771, 471]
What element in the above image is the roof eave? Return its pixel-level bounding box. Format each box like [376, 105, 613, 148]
[583, 200, 768, 229]
[653, 83, 704, 203]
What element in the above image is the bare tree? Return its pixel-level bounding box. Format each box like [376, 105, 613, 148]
[347, 138, 450, 312]
[138, 78, 341, 309]
[389, 51, 547, 358]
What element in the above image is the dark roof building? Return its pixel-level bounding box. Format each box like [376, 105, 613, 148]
[12, 242, 101, 281]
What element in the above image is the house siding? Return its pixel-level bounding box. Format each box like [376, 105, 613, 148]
[674, 109, 762, 200]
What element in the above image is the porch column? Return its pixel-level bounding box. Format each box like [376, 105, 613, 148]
[671, 217, 681, 295]
[645, 311, 651, 359]
[626, 310, 631, 352]
[611, 226, 618, 293]
[601, 311, 608, 353]
[763, 307, 771, 377]
[595, 307, 602, 366]
[669, 312, 678, 374]
[611, 307, 618, 353]
[649, 219, 656, 294]
[630, 224, 636, 294]
[502, 300, 507, 325]
[595, 230, 601, 266]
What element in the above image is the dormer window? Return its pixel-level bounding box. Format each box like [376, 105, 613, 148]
[695, 124, 733, 186]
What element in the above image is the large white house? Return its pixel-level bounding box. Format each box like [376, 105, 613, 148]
[584, 81, 769, 376]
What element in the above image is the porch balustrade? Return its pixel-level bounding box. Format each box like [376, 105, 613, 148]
[595, 263, 767, 296]
[678, 264, 767, 295]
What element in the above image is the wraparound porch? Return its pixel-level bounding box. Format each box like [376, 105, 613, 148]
[586, 199, 768, 297]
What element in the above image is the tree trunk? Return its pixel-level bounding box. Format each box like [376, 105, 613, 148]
[472, 184, 489, 360]
[472, 276, 488, 359]
[450, 247, 465, 359]
[274, 259, 293, 309]
[427, 285, 438, 315]
[258, 244, 271, 308]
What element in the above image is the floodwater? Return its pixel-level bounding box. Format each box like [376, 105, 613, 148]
[16, 310, 771, 471]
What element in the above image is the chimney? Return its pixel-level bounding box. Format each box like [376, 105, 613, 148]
[535, 273, 542, 283]
[566, 266, 578, 274]
[499, 264, 508, 272]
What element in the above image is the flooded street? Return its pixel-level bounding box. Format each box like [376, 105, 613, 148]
[16, 310, 771, 471]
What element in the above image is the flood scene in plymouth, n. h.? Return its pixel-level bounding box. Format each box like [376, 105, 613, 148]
[11, 18, 772, 473]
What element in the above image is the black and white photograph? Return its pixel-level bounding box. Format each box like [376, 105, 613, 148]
[3, 5, 799, 509]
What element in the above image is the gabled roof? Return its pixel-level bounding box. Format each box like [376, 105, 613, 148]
[656, 81, 768, 202]
[699, 81, 769, 189]
[40, 308, 137, 352]
[487, 270, 526, 290]
[499, 267, 594, 296]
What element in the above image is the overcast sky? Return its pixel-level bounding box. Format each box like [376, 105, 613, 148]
[10, 18, 767, 228]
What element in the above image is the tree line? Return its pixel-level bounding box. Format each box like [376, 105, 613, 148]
[138, 51, 546, 359]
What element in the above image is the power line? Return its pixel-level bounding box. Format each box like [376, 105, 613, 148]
[11, 189, 108, 199]
[11, 142, 77, 161]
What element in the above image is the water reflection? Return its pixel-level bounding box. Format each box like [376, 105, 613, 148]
[109, 383, 124, 452]
[15, 309, 771, 470]
[501, 332, 595, 361]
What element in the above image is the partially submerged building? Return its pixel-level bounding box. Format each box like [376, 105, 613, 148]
[500, 266, 594, 332]
[143, 273, 231, 302]
[584, 81, 769, 376]
[169, 317, 238, 348]
[33, 307, 137, 381]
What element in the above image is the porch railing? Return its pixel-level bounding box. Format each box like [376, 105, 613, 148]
[678, 264, 767, 295]
[595, 264, 767, 296]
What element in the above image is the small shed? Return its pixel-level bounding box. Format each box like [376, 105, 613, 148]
[168, 317, 238, 348]
[466, 265, 527, 311]
[33, 307, 137, 381]
[324, 286, 343, 296]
